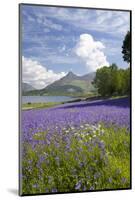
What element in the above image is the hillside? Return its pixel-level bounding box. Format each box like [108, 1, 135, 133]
[24, 71, 96, 96]
[22, 82, 35, 94]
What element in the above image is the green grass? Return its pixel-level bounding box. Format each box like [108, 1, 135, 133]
[109, 95, 128, 100]
[22, 102, 60, 110]
[21, 124, 130, 194]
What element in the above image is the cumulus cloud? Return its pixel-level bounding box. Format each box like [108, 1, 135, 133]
[22, 56, 66, 89]
[74, 34, 109, 71]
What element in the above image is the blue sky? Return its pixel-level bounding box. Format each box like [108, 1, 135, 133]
[21, 5, 130, 89]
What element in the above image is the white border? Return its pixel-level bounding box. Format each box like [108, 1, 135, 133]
[0, 0, 134, 199]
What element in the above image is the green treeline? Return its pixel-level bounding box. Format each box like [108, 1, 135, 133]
[93, 64, 130, 97]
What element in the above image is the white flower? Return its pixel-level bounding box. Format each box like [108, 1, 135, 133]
[98, 124, 101, 129]
[43, 152, 48, 156]
[71, 126, 75, 130]
[100, 129, 105, 135]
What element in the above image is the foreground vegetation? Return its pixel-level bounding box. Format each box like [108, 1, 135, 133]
[21, 123, 130, 194]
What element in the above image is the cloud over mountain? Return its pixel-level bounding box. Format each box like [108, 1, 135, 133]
[22, 56, 66, 89]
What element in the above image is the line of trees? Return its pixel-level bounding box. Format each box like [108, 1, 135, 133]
[93, 31, 130, 97]
[93, 64, 130, 97]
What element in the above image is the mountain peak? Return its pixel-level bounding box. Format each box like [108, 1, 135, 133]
[67, 71, 75, 75]
[66, 71, 77, 77]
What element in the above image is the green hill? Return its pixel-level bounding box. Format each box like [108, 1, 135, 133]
[23, 71, 96, 96]
[22, 82, 35, 94]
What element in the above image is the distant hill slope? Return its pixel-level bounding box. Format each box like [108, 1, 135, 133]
[22, 82, 35, 93]
[24, 71, 96, 96]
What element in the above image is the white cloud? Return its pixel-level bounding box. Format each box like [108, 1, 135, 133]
[34, 7, 129, 37]
[22, 56, 66, 89]
[36, 14, 63, 31]
[95, 10, 130, 35]
[74, 34, 109, 71]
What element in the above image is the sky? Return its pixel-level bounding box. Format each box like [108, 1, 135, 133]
[21, 5, 130, 89]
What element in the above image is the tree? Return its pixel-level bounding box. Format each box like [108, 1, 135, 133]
[109, 63, 118, 95]
[93, 64, 118, 97]
[123, 68, 130, 95]
[93, 64, 130, 97]
[122, 31, 131, 63]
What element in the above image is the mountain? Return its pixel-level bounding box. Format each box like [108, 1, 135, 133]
[22, 82, 35, 93]
[24, 71, 96, 96]
[81, 72, 95, 81]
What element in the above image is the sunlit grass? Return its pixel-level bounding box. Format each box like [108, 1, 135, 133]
[22, 102, 60, 110]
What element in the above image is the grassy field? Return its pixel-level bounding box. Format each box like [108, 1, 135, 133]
[22, 102, 61, 110]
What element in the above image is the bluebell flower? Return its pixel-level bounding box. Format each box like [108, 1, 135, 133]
[75, 181, 82, 190]
[51, 188, 58, 193]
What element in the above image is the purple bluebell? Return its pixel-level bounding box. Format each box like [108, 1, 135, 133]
[75, 181, 82, 190]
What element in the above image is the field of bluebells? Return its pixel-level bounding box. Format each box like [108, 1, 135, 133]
[21, 97, 130, 194]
